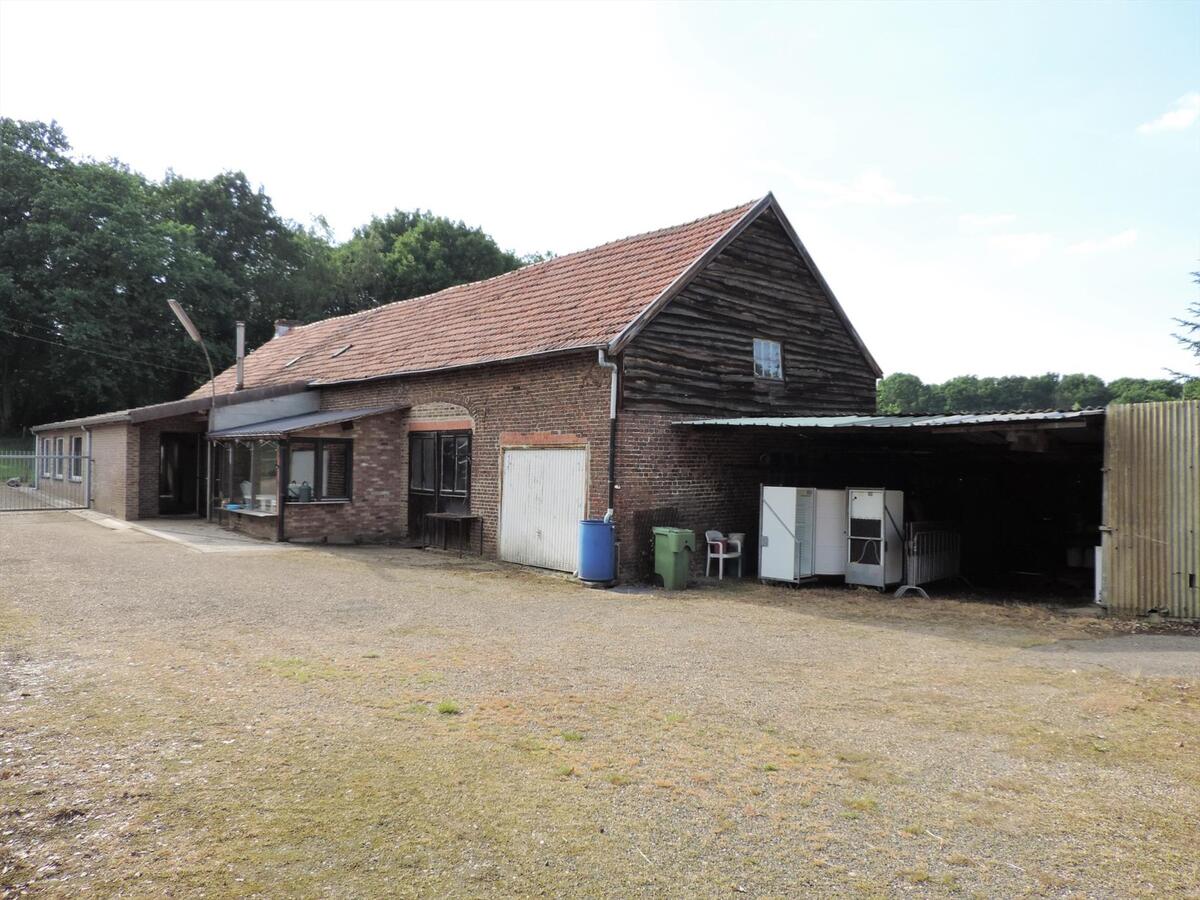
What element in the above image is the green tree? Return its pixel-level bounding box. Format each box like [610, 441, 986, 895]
[1106, 378, 1181, 404]
[939, 375, 985, 413]
[0, 119, 545, 433]
[0, 119, 73, 432]
[157, 171, 336, 361]
[876, 373, 930, 413]
[1053, 373, 1110, 409]
[1, 119, 220, 429]
[1172, 271, 1200, 375]
[332, 209, 527, 313]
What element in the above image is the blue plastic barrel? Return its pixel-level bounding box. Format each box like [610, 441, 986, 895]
[578, 519, 616, 583]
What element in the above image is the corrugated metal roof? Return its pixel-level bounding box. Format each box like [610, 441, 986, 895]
[674, 409, 1106, 429]
[207, 405, 405, 439]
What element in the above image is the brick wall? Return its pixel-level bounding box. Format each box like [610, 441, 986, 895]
[89, 423, 131, 518]
[289, 353, 829, 582]
[281, 412, 407, 543]
[612, 411, 806, 581]
[311, 352, 612, 553]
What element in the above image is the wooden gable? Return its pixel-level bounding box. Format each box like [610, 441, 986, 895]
[620, 207, 879, 416]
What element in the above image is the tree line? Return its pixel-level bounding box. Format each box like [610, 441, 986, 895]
[878, 371, 1198, 415]
[0, 118, 545, 434]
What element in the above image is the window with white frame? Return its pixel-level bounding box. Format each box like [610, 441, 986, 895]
[53, 437, 64, 479]
[69, 435, 84, 481]
[41, 438, 52, 477]
[753, 338, 784, 380]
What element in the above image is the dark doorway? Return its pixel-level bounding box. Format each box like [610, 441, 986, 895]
[159, 432, 200, 515]
[408, 431, 471, 535]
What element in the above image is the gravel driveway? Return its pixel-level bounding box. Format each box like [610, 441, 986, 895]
[2, 512, 1197, 898]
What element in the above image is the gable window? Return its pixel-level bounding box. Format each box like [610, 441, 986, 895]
[753, 338, 784, 380]
[41, 438, 52, 477]
[53, 437, 64, 479]
[287, 439, 352, 502]
[69, 435, 84, 481]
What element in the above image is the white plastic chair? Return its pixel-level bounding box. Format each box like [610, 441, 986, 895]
[705, 530, 743, 579]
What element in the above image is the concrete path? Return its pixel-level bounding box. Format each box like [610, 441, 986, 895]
[1020, 634, 1200, 679]
[71, 510, 299, 553]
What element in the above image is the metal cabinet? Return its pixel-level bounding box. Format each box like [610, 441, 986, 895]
[846, 488, 904, 588]
[760, 487, 851, 583]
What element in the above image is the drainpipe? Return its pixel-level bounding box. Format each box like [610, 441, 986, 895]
[597, 349, 619, 517]
[235, 321, 246, 391]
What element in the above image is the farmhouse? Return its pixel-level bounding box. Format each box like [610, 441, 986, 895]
[28, 194, 1199, 617]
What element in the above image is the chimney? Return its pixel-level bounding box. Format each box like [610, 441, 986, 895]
[235, 321, 245, 391]
[274, 319, 296, 338]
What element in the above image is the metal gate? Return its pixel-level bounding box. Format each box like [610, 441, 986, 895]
[1102, 400, 1199, 619]
[0, 450, 91, 511]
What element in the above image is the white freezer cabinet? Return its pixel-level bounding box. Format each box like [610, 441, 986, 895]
[758, 486, 848, 583]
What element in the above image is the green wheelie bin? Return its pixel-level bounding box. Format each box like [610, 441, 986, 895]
[652, 526, 696, 590]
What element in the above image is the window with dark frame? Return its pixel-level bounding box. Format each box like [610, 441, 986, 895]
[287, 439, 352, 502]
[753, 338, 784, 380]
[409, 431, 471, 511]
[69, 435, 83, 481]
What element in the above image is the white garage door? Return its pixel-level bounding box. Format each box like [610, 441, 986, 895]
[499, 448, 587, 572]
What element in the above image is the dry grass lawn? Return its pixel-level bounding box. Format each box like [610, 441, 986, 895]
[1, 512, 1197, 898]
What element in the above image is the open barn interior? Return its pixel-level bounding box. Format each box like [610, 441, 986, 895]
[685, 411, 1106, 601]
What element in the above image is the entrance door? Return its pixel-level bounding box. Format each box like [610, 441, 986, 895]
[159, 433, 199, 515]
[499, 448, 587, 572]
[409, 431, 472, 535]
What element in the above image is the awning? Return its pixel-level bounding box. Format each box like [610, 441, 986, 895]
[207, 405, 406, 440]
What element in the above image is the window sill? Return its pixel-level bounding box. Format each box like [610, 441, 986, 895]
[69, 477, 82, 483]
[286, 499, 351, 506]
[225, 507, 277, 518]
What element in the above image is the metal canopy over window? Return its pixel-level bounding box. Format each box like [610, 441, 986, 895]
[207, 405, 405, 440]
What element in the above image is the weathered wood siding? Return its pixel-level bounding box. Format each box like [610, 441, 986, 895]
[621, 209, 877, 415]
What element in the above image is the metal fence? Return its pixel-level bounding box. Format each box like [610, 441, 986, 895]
[0, 451, 91, 511]
[895, 521, 963, 598]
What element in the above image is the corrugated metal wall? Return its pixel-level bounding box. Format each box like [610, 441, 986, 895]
[1102, 400, 1199, 618]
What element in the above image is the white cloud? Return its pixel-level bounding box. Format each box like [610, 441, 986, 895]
[788, 168, 936, 207]
[987, 232, 1054, 265]
[958, 212, 1017, 230]
[1137, 92, 1200, 134]
[1066, 229, 1138, 255]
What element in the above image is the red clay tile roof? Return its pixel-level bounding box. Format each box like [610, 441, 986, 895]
[195, 199, 761, 395]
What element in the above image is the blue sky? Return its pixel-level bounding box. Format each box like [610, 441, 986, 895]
[1, 0, 1196, 381]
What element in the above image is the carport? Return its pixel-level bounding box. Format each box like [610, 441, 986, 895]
[675, 410, 1106, 598]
